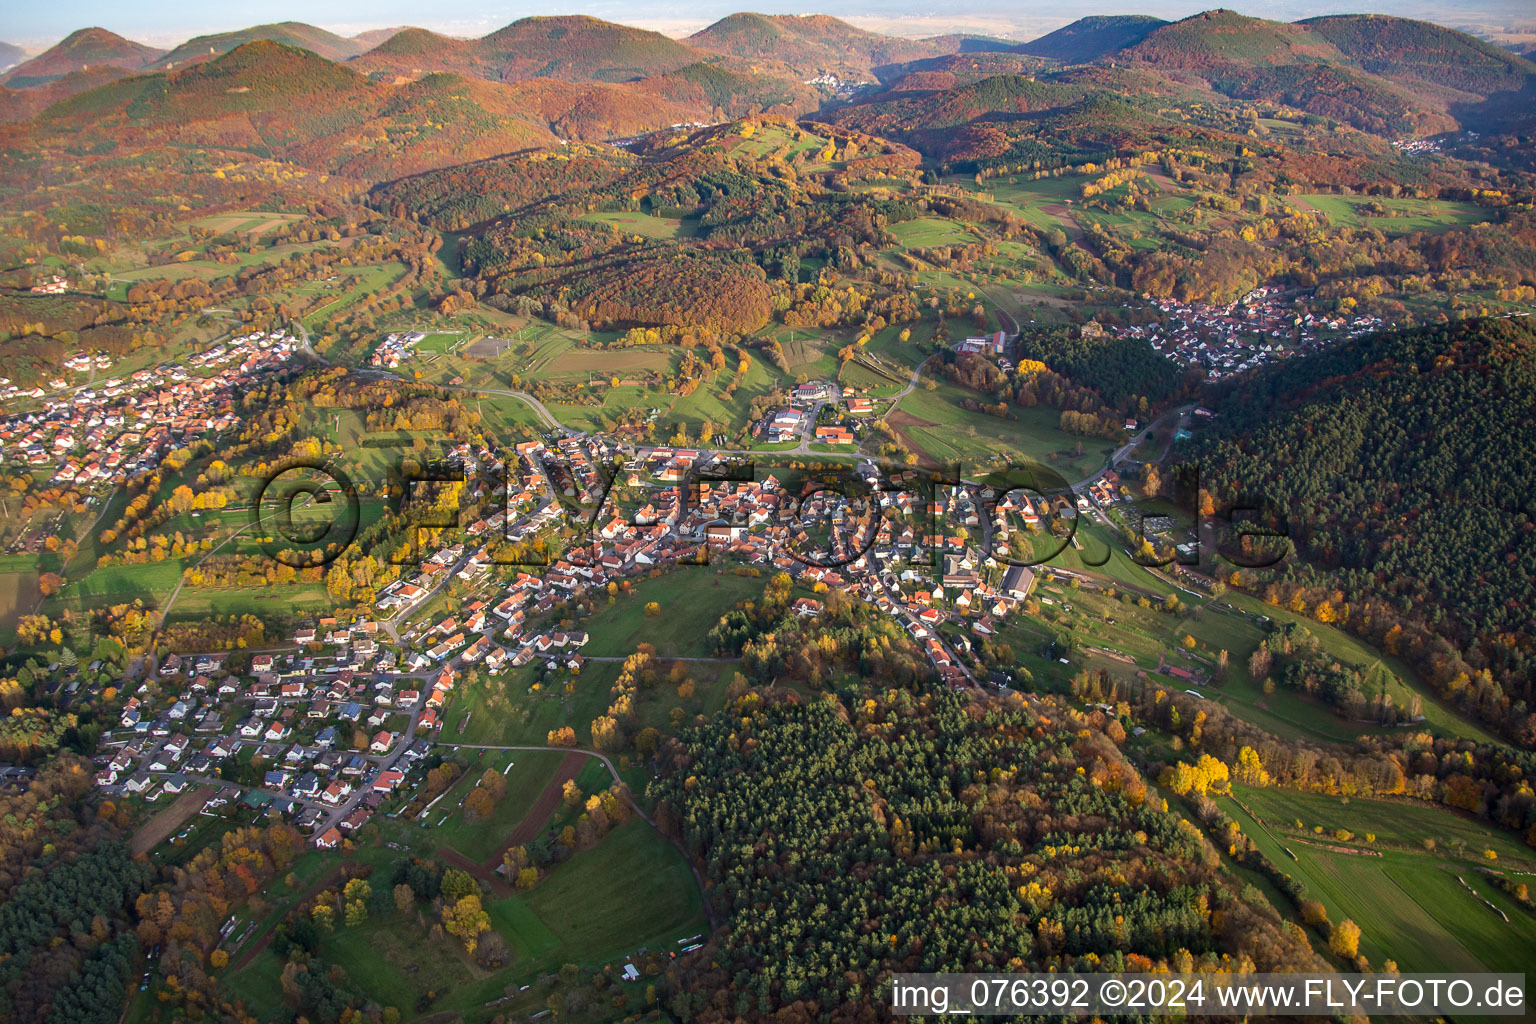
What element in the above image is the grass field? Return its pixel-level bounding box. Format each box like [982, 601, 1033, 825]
[1237, 785, 1536, 864]
[447, 576, 758, 750]
[1292, 194, 1485, 234]
[725, 121, 831, 165]
[165, 582, 335, 620]
[46, 558, 185, 612]
[496, 818, 706, 976]
[580, 210, 694, 239]
[227, 819, 706, 1022]
[104, 239, 343, 299]
[414, 331, 465, 354]
[299, 262, 409, 329]
[450, 663, 616, 749]
[431, 749, 568, 861]
[1220, 590, 1499, 746]
[547, 351, 784, 438]
[1228, 785, 1536, 977]
[1009, 514, 1497, 748]
[579, 570, 762, 657]
[888, 217, 980, 247]
[891, 378, 1107, 478]
[967, 174, 1088, 232]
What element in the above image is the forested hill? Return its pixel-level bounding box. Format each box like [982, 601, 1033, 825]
[1187, 316, 1536, 745]
[686, 13, 959, 77]
[1015, 15, 1168, 62]
[651, 690, 1318, 1021]
[151, 22, 373, 69]
[0, 28, 160, 87]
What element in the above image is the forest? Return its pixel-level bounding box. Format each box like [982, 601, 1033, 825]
[650, 688, 1318, 1023]
[1186, 316, 1536, 744]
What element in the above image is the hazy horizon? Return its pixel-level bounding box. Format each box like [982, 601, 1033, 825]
[7, 0, 1535, 50]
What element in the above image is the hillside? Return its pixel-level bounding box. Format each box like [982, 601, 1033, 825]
[1126, 9, 1344, 65]
[152, 22, 373, 69]
[1120, 10, 1454, 135]
[827, 72, 1229, 163]
[350, 27, 411, 50]
[832, 73, 1085, 133]
[22, 43, 556, 183]
[1189, 316, 1536, 742]
[873, 51, 1056, 93]
[357, 15, 708, 84]
[0, 27, 161, 88]
[0, 66, 129, 122]
[363, 27, 469, 61]
[1016, 15, 1168, 62]
[687, 13, 958, 78]
[1301, 14, 1535, 97]
[2, 37, 817, 195]
[0, 42, 26, 73]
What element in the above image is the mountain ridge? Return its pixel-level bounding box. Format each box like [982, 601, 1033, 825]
[0, 27, 162, 88]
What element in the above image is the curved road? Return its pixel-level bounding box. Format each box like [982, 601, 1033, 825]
[434, 383, 564, 433]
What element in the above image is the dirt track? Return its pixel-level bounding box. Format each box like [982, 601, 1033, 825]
[433, 750, 588, 898]
[130, 785, 213, 856]
[229, 865, 343, 970]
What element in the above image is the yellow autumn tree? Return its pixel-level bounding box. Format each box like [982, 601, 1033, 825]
[442, 895, 490, 954]
[1329, 919, 1361, 958]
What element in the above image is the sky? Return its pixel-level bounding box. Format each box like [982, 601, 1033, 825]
[6, 0, 1533, 49]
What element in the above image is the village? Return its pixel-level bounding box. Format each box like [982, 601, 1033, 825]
[1120, 286, 1388, 379]
[88, 416, 1202, 851]
[0, 330, 300, 493]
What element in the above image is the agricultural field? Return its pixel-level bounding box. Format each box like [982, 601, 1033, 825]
[0, 570, 39, 636]
[187, 211, 306, 235]
[1228, 785, 1536, 977]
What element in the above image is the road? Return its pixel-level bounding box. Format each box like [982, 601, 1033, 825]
[1073, 403, 1195, 489]
[434, 382, 565, 433]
